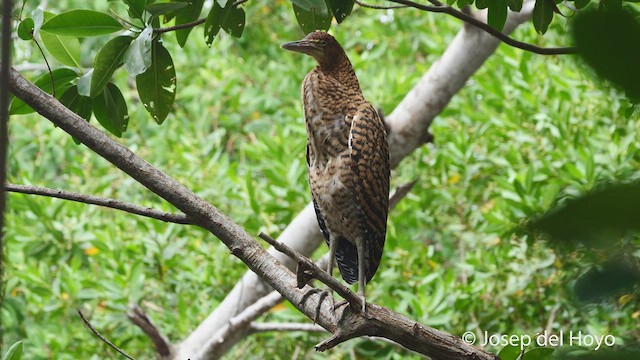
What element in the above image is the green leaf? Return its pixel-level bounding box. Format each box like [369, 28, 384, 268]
[221, 6, 245, 38]
[532, 0, 554, 34]
[292, 0, 332, 34]
[17, 18, 35, 40]
[136, 41, 176, 124]
[91, 36, 134, 97]
[2, 341, 23, 360]
[41, 10, 124, 36]
[574, 0, 591, 9]
[507, 0, 523, 12]
[175, 0, 204, 47]
[77, 70, 92, 97]
[59, 85, 93, 122]
[573, 255, 640, 302]
[497, 345, 521, 360]
[124, 26, 153, 76]
[487, 0, 508, 31]
[32, 8, 44, 35]
[573, 8, 640, 101]
[327, 0, 355, 23]
[93, 83, 129, 137]
[602, 0, 622, 10]
[476, 0, 490, 9]
[530, 182, 640, 245]
[204, 1, 231, 46]
[146, 2, 188, 17]
[40, 31, 81, 68]
[10, 68, 78, 114]
[123, 0, 147, 20]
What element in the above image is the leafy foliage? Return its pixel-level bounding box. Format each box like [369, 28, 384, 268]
[5, 1, 640, 359]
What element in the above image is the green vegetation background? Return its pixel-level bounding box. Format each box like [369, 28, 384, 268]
[4, 1, 639, 359]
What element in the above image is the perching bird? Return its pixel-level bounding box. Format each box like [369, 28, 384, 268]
[281, 32, 390, 312]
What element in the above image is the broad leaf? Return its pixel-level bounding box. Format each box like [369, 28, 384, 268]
[77, 70, 92, 97]
[32, 8, 44, 35]
[93, 83, 129, 137]
[532, 0, 554, 34]
[507, 0, 523, 11]
[573, 255, 640, 302]
[41, 10, 124, 36]
[10, 68, 78, 114]
[476, 0, 490, 9]
[40, 32, 81, 68]
[2, 341, 22, 360]
[573, 8, 640, 101]
[136, 41, 176, 124]
[124, 26, 153, 76]
[530, 182, 640, 245]
[523, 347, 555, 360]
[327, 0, 355, 23]
[221, 6, 245, 38]
[574, 0, 591, 9]
[146, 2, 188, 17]
[39, 11, 81, 68]
[204, 1, 231, 46]
[487, 0, 508, 31]
[17, 18, 34, 40]
[175, 0, 205, 47]
[292, 0, 331, 34]
[90, 36, 134, 97]
[59, 85, 93, 122]
[123, 0, 147, 20]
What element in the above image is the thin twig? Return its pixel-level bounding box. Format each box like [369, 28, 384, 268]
[153, 0, 249, 34]
[77, 309, 135, 360]
[248, 322, 328, 334]
[5, 183, 193, 224]
[382, 0, 578, 55]
[153, 18, 205, 34]
[30, 36, 55, 96]
[356, 0, 409, 9]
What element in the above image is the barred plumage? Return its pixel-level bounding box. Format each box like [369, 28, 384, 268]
[282, 32, 390, 311]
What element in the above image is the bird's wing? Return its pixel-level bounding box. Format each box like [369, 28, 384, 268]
[347, 102, 390, 283]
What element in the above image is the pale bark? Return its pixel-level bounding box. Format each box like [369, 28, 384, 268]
[175, 2, 536, 359]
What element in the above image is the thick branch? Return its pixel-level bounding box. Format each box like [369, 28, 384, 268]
[199, 291, 283, 358]
[9, 67, 495, 359]
[5, 183, 193, 224]
[177, 4, 541, 358]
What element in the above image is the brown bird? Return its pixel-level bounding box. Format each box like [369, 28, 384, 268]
[281, 32, 390, 312]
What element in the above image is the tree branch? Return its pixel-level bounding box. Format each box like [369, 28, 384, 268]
[5, 183, 193, 224]
[9, 67, 496, 359]
[127, 304, 173, 357]
[355, 0, 410, 9]
[153, 18, 205, 34]
[200, 291, 284, 358]
[382, 0, 578, 55]
[248, 322, 327, 334]
[175, 4, 541, 358]
[78, 309, 135, 360]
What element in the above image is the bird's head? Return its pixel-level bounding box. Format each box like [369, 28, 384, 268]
[281, 32, 348, 71]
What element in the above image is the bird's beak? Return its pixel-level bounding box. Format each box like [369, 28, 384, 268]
[281, 39, 323, 58]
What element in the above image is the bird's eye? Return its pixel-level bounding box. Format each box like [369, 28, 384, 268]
[319, 40, 327, 46]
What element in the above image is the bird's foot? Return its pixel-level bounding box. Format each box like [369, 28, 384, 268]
[301, 287, 336, 323]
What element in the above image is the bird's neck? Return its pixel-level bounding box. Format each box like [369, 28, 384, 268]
[317, 60, 362, 96]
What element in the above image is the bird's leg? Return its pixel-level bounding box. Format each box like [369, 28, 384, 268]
[357, 237, 367, 315]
